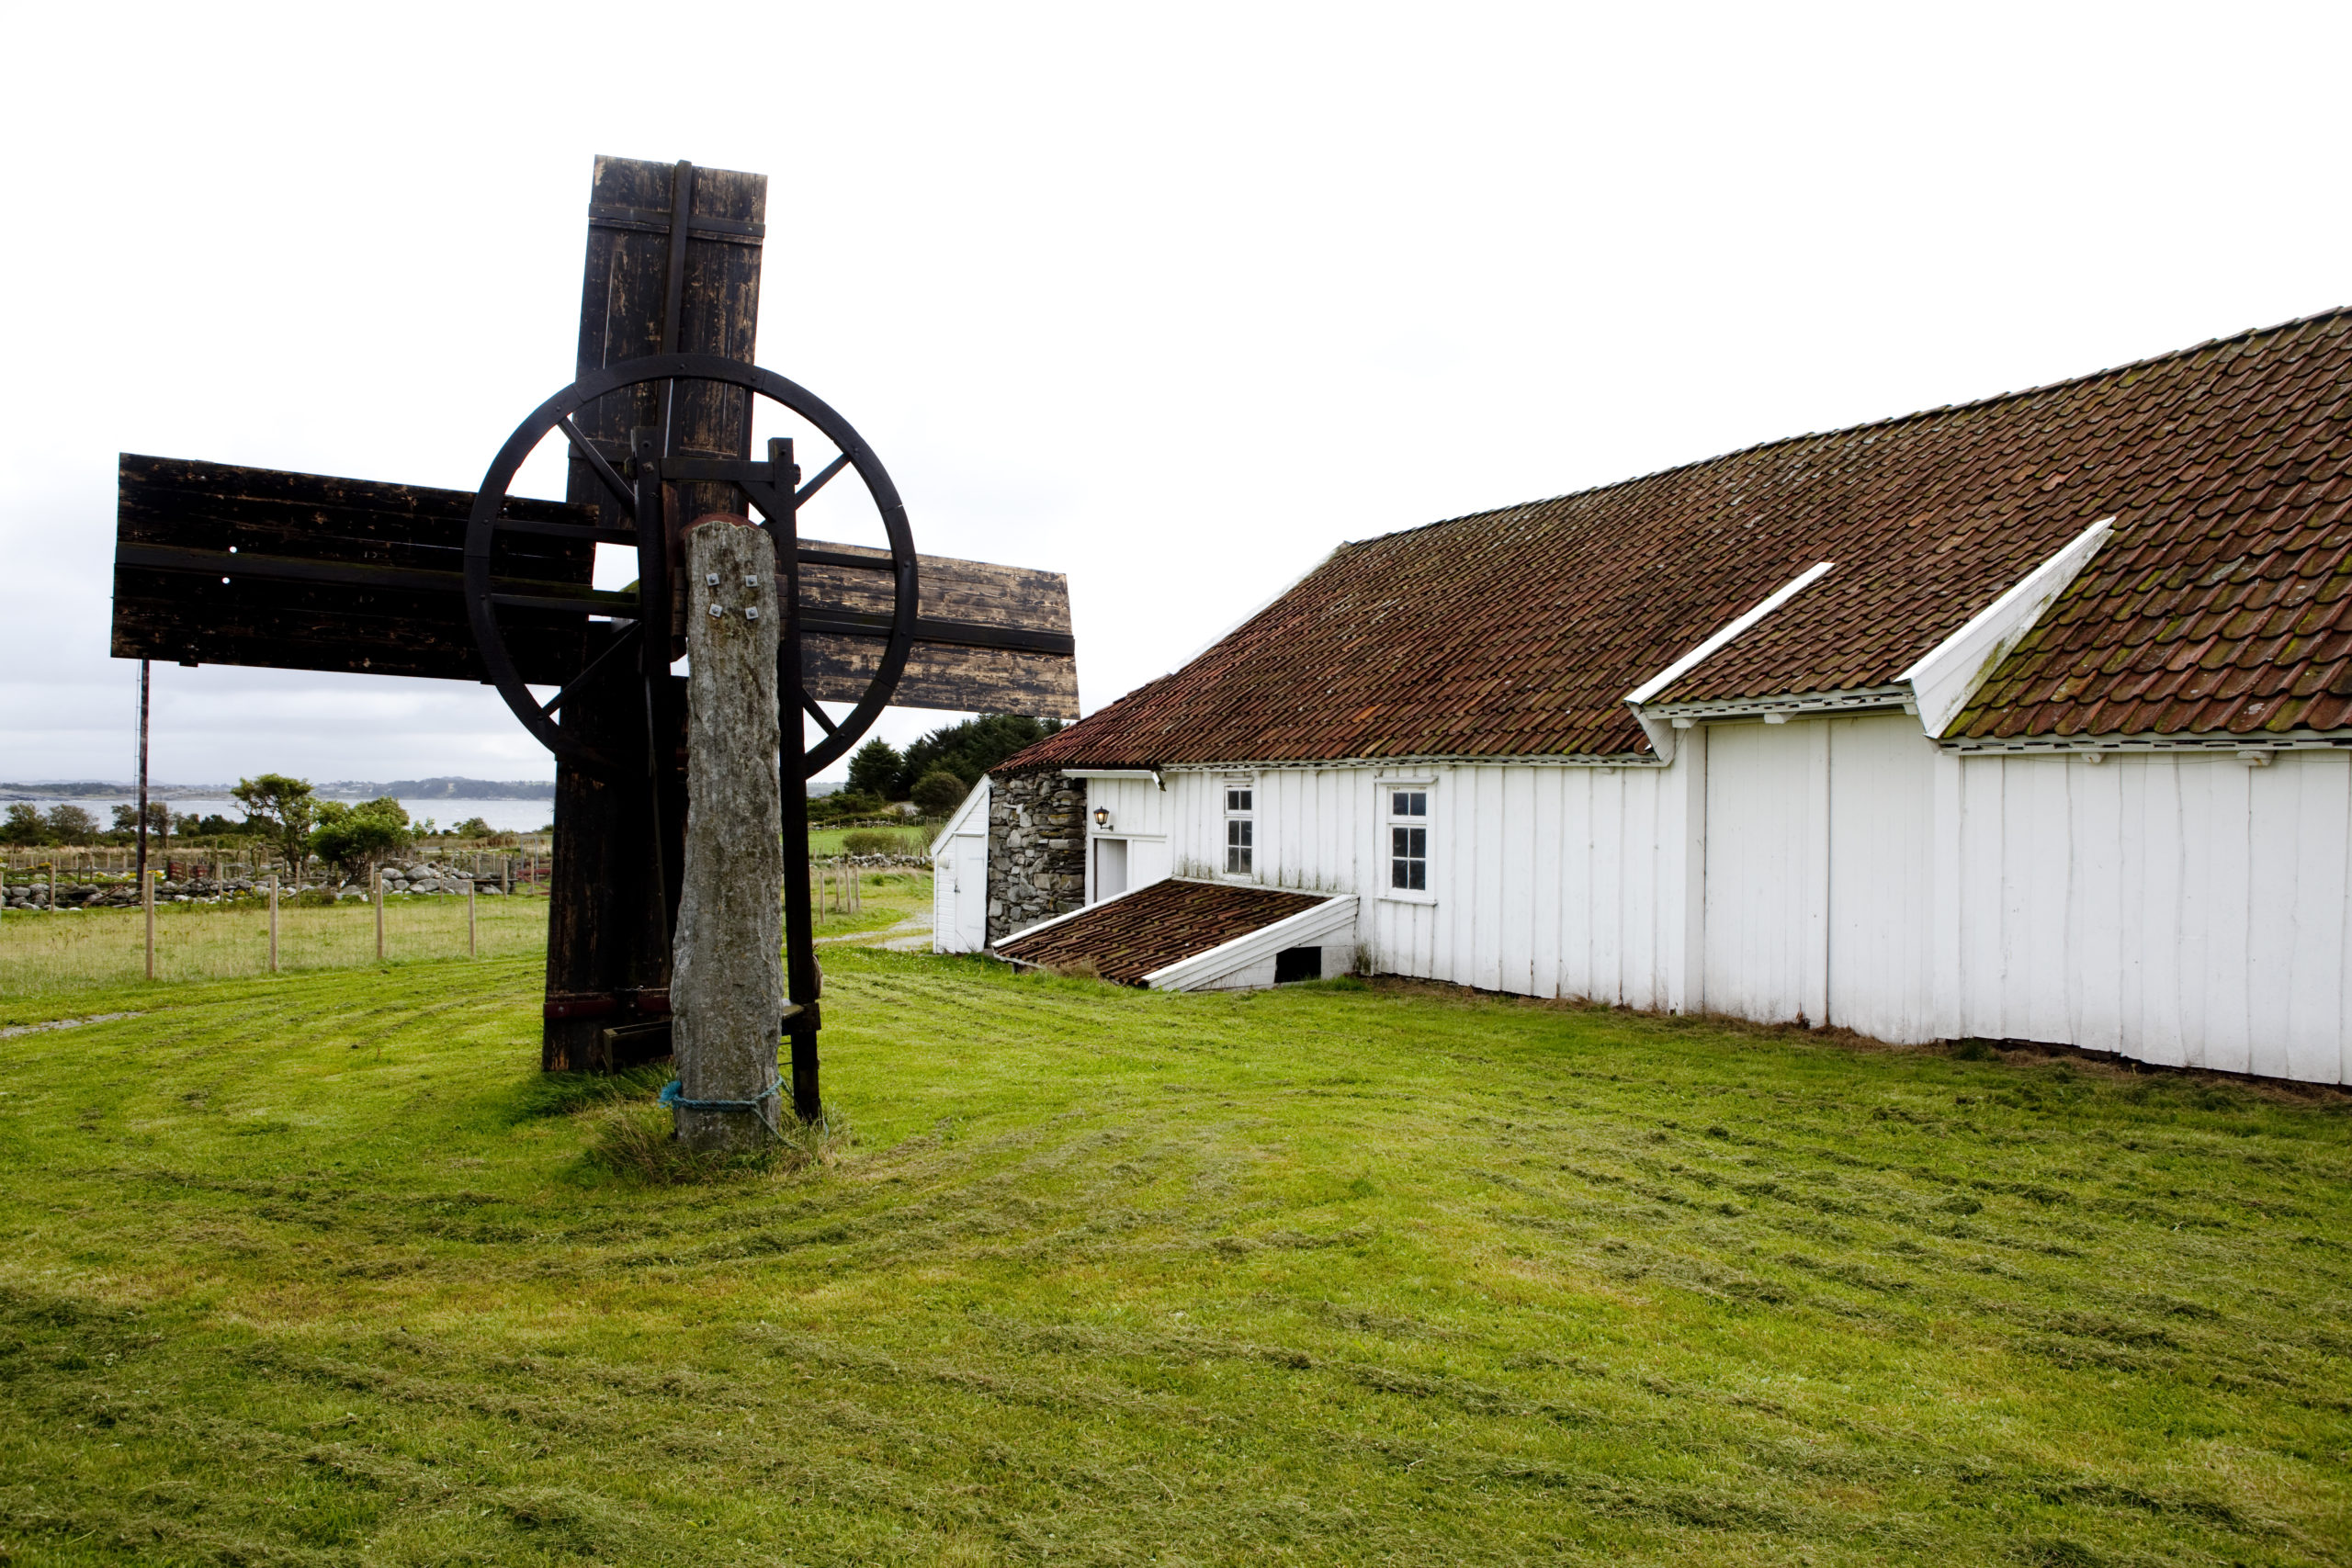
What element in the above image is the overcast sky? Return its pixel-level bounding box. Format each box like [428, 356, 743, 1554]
[4, 1, 2346, 785]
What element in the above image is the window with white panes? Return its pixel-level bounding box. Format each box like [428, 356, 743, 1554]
[1387, 786, 1429, 891]
[1223, 783, 1254, 874]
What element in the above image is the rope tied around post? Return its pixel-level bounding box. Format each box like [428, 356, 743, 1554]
[659, 1077, 782, 1114]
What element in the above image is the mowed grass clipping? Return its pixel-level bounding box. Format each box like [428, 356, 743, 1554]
[0, 953, 2346, 1566]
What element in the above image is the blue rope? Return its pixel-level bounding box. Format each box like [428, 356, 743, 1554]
[660, 1078, 782, 1114]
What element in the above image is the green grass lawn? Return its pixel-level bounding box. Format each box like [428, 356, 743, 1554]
[0, 951, 2346, 1565]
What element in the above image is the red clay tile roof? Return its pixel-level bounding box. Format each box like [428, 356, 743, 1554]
[1008, 310, 2352, 770]
[994, 879, 1329, 985]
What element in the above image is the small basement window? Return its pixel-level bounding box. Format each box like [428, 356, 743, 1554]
[1273, 945, 1321, 984]
[1387, 787, 1428, 891]
[1224, 784, 1253, 874]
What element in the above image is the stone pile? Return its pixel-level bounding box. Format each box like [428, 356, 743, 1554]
[379, 863, 505, 897]
[2, 862, 508, 910]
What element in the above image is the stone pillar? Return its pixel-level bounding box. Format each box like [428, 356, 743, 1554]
[986, 770, 1088, 944]
[670, 517, 785, 1152]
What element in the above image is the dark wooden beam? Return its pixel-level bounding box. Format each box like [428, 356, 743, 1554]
[111, 456, 1080, 714]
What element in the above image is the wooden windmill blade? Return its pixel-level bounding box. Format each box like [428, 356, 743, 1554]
[107, 458, 1078, 716]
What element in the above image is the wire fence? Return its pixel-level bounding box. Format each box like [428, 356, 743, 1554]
[0, 887, 551, 995]
[4, 843, 928, 996]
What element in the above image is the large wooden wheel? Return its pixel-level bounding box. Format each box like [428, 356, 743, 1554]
[462, 354, 918, 782]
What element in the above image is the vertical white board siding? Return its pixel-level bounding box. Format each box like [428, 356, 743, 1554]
[1937, 749, 2352, 1084]
[2174, 761, 2216, 1066]
[1083, 778, 1172, 903]
[1670, 726, 1710, 1016]
[2282, 756, 2350, 1083]
[2203, 760, 2254, 1075]
[1088, 777, 1170, 840]
[2245, 760, 2301, 1080]
[2131, 759, 2188, 1066]
[2069, 757, 2126, 1054]
[1468, 766, 1505, 992]
[1703, 722, 1827, 1025]
[1927, 747, 1966, 1039]
[1120, 744, 2346, 1083]
[1824, 716, 1936, 1043]
[1140, 760, 1679, 1008]
[1498, 768, 1536, 996]
[1557, 770, 1595, 999]
[1282, 773, 1308, 889]
[1529, 767, 1565, 999]
[2025, 756, 2078, 1048]
[1592, 768, 1629, 1006]
[1636, 767, 1668, 1007]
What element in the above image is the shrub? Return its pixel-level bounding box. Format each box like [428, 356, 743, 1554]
[810, 789, 883, 823]
[839, 829, 910, 857]
[308, 796, 413, 876]
[910, 769, 968, 815]
[43, 805, 98, 843]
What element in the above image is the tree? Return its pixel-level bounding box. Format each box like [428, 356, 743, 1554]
[232, 774, 317, 876]
[894, 714, 1063, 796]
[108, 802, 168, 840]
[910, 769, 968, 816]
[846, 739, 903, 801]
[810, 788, 882, 823]
[43, 805, 98, 843]
[452, 817, 492, 840]
[307, 796, 412, 879]
[1, 804, 45, 846]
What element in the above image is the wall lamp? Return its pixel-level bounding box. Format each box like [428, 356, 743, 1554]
[1092, 807, 1112, 829]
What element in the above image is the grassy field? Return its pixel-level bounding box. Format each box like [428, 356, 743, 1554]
[0, 896, 552, 995]
[808, 827, 934, 859]
[0, 870, 930, 997]
[0, 949, 2346, 1565]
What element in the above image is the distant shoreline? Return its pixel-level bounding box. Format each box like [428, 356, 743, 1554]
[0, 777, 557, 802]
[7, 777, 847, 803]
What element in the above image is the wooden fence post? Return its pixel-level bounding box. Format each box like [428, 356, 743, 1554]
[374, 866, 385, 961]
[268, 874, 279, 974]
[143, 870, 154, 980]
[670, 517, 786, 1152]
[468, 874, 477, 959]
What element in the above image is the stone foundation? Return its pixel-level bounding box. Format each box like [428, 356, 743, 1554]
[987, 771, 1086, 945]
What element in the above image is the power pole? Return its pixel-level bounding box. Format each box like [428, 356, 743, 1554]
[134, 660, 151, 886]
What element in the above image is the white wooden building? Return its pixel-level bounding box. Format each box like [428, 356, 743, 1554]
[960, 312, 2352, 1086]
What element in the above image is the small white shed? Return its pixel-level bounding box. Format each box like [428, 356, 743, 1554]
[929, 777, 990, 953]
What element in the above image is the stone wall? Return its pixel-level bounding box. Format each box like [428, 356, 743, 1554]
[987, 771, 1087, 945]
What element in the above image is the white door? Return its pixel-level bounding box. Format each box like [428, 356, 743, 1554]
[1094, 837, 1128, 900]
[950, 830, 987, 951]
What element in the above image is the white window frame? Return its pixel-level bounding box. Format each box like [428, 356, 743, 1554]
[1378, 775, 1436, 905]
[1220, 775, 1256, 880]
